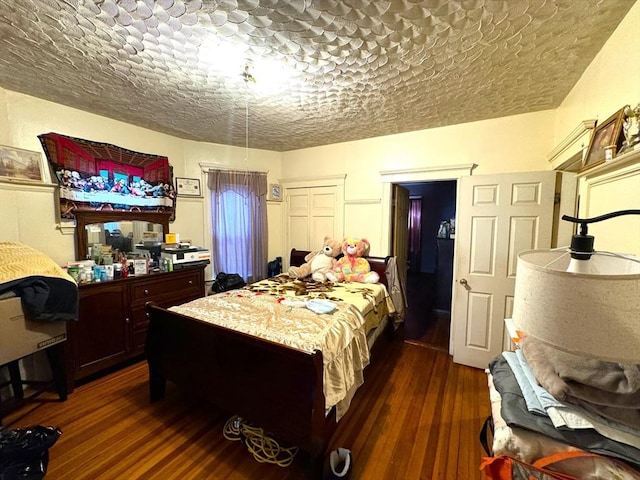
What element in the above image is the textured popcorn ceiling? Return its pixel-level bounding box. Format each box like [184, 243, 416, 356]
[0, 1, 634, 152]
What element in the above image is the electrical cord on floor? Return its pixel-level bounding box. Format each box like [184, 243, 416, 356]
[223, 415, 299, 467]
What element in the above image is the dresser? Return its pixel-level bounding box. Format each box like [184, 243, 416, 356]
[66, 265, 206, 391]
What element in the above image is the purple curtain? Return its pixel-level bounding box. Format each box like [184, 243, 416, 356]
[207, 169, 268, 283]
[408, 197, 422, 271]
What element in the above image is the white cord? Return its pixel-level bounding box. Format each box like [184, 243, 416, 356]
[223, 415, 299, 467]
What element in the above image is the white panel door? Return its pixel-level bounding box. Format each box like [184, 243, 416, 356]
[288, 190, 311, 250]
[309, 187, 338, 242]
[392, 184, 410, 307]
[451, 171, 557, 369]
[286, 186, 337, 257]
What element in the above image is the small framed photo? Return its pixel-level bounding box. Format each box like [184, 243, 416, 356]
[581, 107, 626, 172]
[133, 258, 148, 275]
[175, 177, 202, 197]
[268, 183, 283, 201]
[0, 145, 48, 184]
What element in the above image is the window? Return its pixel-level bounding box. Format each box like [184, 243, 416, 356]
[207, 169, 268, 283]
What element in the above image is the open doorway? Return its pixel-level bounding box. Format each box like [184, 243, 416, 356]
[395, 180, 457, 351]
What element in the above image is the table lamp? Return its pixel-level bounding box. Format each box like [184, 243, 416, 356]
[512, 210, 640, 363]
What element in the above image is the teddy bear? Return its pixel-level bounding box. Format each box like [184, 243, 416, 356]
[326, 237, 380, 283]
[287, 235, 342, 282]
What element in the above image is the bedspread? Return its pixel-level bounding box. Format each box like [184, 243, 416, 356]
[247, 276, 395, 334]
[170, 278, 393, 420]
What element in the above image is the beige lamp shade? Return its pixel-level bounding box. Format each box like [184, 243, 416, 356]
[512, 250, 640, 364]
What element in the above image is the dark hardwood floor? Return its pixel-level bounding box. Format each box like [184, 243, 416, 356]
[402, 271, 451, 352]
[3, 339, 490, 479]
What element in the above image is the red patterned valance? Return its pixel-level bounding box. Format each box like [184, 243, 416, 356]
[38, 133, 175, 220]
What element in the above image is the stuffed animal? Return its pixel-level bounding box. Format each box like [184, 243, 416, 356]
[326, 237, 380, 283]
[287, 236, 342, 282]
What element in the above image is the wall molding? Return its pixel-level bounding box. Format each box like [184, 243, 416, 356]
[577, 147, 639, 257]
[280, 174, 346, 189]
[578, 147, 640, 181]
[378, 163, 474, 258]
[0, 181, 57, 192]
[344, 198, 381, 205]
[547, 119, 596, 170]
[176, 195, 203, 202]
[199, 162, 268, 175]
[379, 164, 476, 183]
[56, 221, 75, 236]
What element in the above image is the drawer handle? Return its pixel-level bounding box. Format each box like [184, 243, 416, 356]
[188, 280, 193, 285]
[125, 317, 130, 324]
[144, 289, 149, 295]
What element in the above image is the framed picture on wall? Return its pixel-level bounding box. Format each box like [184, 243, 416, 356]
[267, 183, 283, 201]
[581, 107, 626, 172]
[0, 145, 48, 184]
[175, 177, 202, 197]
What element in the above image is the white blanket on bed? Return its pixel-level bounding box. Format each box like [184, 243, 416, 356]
[170, 282, 391, 420]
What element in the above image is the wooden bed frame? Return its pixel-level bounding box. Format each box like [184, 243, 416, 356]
[145, 250, 390, 478]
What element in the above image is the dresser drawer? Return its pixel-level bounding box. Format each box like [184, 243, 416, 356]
[130, 270, 202, 302]
[130, 288, 203, 330]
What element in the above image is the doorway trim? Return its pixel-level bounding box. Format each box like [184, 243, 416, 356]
[379, 164, 476, 254]
[380, 163, 476, 355]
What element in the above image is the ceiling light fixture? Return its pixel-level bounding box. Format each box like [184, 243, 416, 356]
[242, 64, 256, 84]
[198, 38, 248, 80]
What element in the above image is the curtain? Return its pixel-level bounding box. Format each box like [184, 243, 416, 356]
[207, 169, 268, 283]
[408, 197, 422, 272]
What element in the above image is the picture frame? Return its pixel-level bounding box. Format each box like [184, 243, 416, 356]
[581, 107, 626, 172]
[175, 177, 202, 197]
[267, 183, 283, 201]
[0, 145, 47, 184]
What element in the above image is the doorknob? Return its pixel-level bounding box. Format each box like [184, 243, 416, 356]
[459, 278, 468, 285]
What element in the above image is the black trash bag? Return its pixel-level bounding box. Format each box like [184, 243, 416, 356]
[211, 272, 246, 294]
[267, 257, 282, 278]
[0, 425, 61, 480]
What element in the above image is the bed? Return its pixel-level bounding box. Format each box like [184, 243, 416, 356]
[144, 249, 397, 478]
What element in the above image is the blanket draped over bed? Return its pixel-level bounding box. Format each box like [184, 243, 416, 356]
[170, 277, 394, 420]
[0, 242, 78, 322]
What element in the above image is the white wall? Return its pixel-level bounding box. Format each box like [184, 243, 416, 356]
[175, 140, 282, 265]
[281, 105, 556, 255]
[279, 2, 640, 257]
[554, 1, 640, 142]
[554, 1, 640, 257]
[0, 91, 282, 270]
[1, 2, 638, 264]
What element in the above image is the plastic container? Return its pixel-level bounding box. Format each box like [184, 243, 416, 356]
[104, 264, 114, 280]
[67, 266, 80, 282]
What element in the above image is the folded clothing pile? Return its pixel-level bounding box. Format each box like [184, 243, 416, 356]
[485, 335, 640, 478]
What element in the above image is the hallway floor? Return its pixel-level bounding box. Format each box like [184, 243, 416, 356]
[401, 271, 450, 351]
